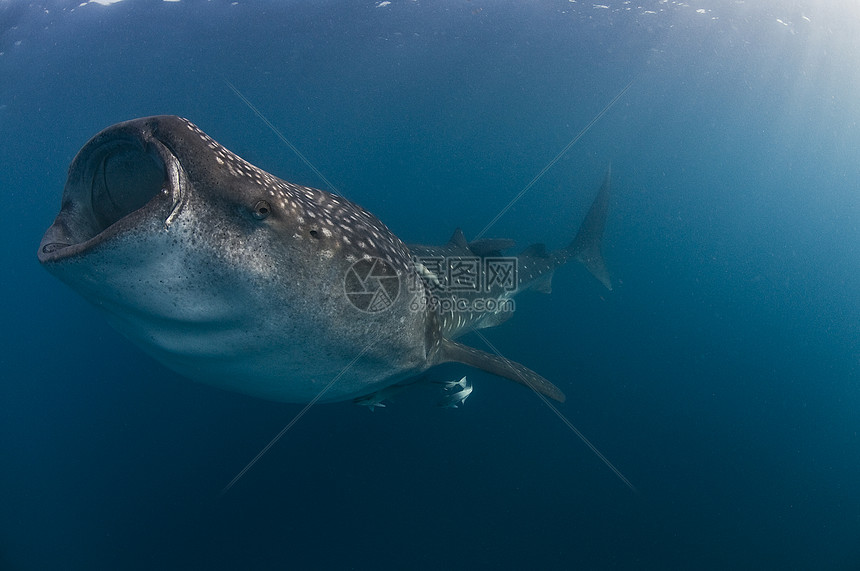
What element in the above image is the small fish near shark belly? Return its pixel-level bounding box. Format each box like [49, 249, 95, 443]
[37, 115, 611, 405]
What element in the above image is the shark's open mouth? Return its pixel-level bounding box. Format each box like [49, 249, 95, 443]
[38, 124, 185, 263]
[88, 139, 166, 233]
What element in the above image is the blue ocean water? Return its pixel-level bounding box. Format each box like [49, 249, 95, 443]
[2, 0, 859, 568]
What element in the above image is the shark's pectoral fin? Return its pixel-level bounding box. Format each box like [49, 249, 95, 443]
[447, 228, 470, 250]
[435, 338, 565, 402]
[568, 166, 612, 290]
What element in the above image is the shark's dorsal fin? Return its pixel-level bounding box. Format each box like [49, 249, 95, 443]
[568, 167, 612, 290]
[446, 228, 470, 250]
[435, 337, 565, 402]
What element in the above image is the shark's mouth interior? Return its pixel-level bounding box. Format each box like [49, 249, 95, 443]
[89, 139, 167, 232]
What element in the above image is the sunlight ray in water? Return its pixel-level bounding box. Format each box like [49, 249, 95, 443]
[225, 79, 341, 196]
[471, 328, 637, 493]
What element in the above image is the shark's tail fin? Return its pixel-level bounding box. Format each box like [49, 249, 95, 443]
[567, 166, 612, 290]
[435, 337, 565, 402]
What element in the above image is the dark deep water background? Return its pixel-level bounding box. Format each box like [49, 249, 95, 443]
[2, 0, 860, 569]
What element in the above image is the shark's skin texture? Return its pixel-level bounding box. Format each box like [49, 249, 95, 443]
[38, 116, 610, 405]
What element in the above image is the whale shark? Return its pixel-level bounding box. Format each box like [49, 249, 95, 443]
[38, 116, 611, 405]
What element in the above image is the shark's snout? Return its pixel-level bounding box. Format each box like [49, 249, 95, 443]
[38, 123, 185, 264]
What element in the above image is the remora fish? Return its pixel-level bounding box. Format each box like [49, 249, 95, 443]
[37, 116, 610, 405]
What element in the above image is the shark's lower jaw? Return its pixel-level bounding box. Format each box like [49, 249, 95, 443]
[38, 127, 184, 264]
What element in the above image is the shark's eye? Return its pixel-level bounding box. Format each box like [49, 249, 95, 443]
[252, 200, 271, 220]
